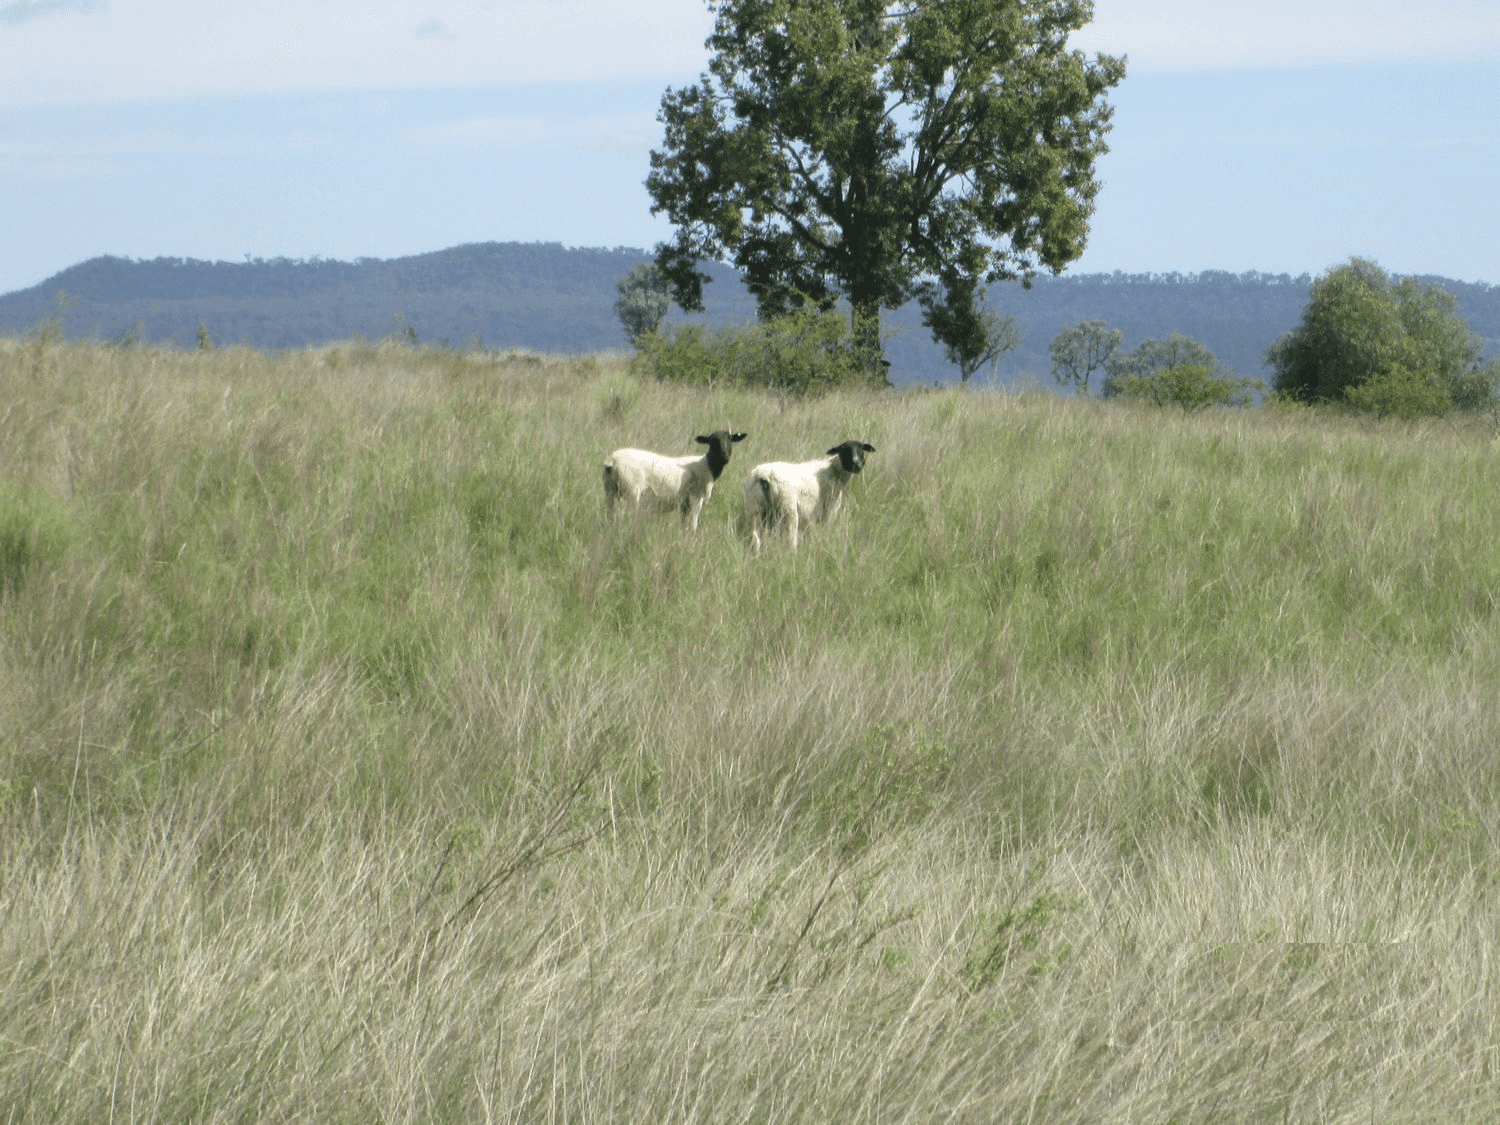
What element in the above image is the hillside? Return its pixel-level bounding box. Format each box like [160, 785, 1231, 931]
[3, 242, 1497, 386]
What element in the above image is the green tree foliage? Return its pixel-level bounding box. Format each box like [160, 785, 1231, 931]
[646, 0, 1126, 379]
[635, 306, 864, 395]
[1341, 363, 1453, 420]
[1110, 330, 1224, 384]
[1451, 360, 1500, 414]
[1267, 257, 1497, 415]
[1049, 319, 1121, 395]
[1111, 363, 1263, 411]
[1103, 331, 1221, 396]
[614, 263, 673, 345]
[922, 288, 1021, 382]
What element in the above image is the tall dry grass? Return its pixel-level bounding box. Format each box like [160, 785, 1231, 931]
[2, 333, 1500, 1120]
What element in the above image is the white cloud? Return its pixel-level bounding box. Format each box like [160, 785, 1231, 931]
[1075, 0, 1500, 71]
[0, 0, 715, 108]
[3, 0, 1497, 109]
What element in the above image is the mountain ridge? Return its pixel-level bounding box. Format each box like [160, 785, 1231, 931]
[4, 242, 1496, 387]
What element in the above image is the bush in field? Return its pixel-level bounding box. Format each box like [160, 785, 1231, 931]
[1102, 331, 1222, 398]
[1448, 359, 1500, 414]
[1112, 363, 1263, 411]
[1267, 257, 1496, 415]
[1342, 362, 1456, 420]
[634, 306, 872, 395]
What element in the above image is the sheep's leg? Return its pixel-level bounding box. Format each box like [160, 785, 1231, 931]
[602, 468, 620, 519]
[747, 478, 769, 551]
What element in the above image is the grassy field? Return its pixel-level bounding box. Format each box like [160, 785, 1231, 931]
[3, 334, 1500, 1121]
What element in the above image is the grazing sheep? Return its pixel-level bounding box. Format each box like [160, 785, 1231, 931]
[603, 430, 748, 531]
[744, 440, 876, 549]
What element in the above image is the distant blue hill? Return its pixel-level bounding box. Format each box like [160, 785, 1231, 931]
[2, 242, 1495, 388]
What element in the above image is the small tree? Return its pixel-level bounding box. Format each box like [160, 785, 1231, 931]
[1049, 320, 1121, 396]
[922, 284, 1020, 383]
[1112, 363, 1262, 410]
[614, 263, 672, 345]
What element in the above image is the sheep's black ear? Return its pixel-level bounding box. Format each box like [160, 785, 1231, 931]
[862, 443, 876, 453]
[731, 432, 748, 443]
[695, 434, 710, 445]
[826, 446, 841, 456]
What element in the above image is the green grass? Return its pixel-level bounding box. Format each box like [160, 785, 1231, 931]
[3, 334, 1500, 1119]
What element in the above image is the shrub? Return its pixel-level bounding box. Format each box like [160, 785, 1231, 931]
[635, 306, 873, 395]
[1102, 332, 1220, 398]
[1446, 359, 1500, 415]
[1343, 362, 1452, 420]
[1111, 363, 1263, 410]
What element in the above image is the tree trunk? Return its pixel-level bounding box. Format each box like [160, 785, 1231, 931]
[851, 296, 887, 385]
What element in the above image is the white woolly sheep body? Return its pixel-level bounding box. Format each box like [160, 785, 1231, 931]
[603, 430, 747, 531]
[744, 440, 876, 549]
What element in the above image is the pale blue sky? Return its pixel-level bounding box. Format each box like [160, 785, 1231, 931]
[2, 0, 1497, 297]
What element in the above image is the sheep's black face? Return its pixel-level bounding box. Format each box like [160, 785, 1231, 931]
[696, 430, 749, 479]
[827, 441, 876, 474]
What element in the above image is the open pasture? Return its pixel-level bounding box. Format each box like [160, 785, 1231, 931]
[3, 337, 1500, 1120]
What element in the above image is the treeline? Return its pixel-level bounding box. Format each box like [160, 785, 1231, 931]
[0, 244, 662, 355]
[2, 242, 1496, 386]
[983, 270, 1500, 389]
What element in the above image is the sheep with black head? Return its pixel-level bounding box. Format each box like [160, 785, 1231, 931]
[744, 440, 876, 550]
[603, 430, 748, 531]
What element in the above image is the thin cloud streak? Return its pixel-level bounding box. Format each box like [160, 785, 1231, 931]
[5, 0, 1498, 109]
[0, 0, 716, 108]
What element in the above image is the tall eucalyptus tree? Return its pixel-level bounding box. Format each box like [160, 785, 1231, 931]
[647, 0, 1125, 378]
